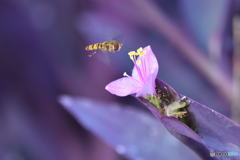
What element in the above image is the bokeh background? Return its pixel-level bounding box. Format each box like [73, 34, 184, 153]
[0, 0, 239, 160]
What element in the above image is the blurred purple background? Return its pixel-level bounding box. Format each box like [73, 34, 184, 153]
[0, 0, 239, 160]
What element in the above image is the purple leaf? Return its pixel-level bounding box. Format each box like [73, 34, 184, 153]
[59, 96, 201, 160]
[139, 79, 240, 160]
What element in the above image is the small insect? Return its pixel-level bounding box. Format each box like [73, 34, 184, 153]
[164, 96, 190, 119]
[85, 40, 123, 57]
[155, 84, 190, 119]
[144, 82, 196, 131]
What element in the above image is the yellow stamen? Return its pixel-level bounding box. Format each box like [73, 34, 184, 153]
[128, 51, 136, 56]
[128, 50, 146, 56]
[129, 55, 134, 61]
[138, 50, 146, 55]
[128, 47, 146, 59]
[127, 47, 146, 70]
[137, 47, 143, 53]
[136, 60, 141, 65]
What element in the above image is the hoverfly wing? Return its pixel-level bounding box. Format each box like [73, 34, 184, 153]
[87, 51, 98, 58]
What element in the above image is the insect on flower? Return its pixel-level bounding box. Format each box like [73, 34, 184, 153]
[105, 46, 190, 119]
[85, 40, 123, 57]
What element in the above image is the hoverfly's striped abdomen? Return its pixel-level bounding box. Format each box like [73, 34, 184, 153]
[85, 43, 102, 51]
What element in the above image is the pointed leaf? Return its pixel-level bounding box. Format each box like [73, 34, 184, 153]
[59, 96, 201, 160]
[139, 79, 240, 160]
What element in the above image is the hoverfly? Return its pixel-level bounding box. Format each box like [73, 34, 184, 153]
[85, 40, 123, 57]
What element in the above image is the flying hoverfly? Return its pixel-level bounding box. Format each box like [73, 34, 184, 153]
[85, 40, 123, 57]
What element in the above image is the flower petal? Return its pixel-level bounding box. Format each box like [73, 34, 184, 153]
[132, 46, 159, 82]
[136, 73, 156, 97]
[105, 77, 142, 96]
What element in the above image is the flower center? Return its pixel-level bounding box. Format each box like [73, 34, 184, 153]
[127, 47, 146, 82]
[128, 47, 146, 63]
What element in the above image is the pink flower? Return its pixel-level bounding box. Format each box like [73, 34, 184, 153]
[105, 46, 159, 97]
